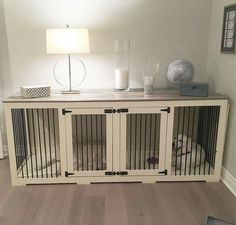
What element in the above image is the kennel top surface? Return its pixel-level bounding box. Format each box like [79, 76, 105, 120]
[3, 88, 228, 103]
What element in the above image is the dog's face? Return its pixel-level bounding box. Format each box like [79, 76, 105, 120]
[172, 134, 188, 149]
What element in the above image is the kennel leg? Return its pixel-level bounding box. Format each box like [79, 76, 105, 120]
[206, 176, 220, 182]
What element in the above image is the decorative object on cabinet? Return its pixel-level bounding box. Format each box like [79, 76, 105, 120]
[143, 62, 159, 96]
[206, 216, 234, 225]
[167, 59, 194, 83]
[179, 82, 209, 97]
[221, 4, 236, 53]
[114, 39, 130, 90]
[20, 85, 51, 98]
[46, 25, 90, 94]
[3, 90, 229, 186]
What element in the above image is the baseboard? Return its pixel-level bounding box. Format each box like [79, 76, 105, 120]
[221, 167, 236, 197]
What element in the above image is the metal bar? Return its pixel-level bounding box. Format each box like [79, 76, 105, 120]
[86, 115, 89, 171]
[26, 109, 34, 178]
[144, 114, 147, 170]
[199, 107, 206, 175]
[153, 114, 157, 170]
[13, 110, 20, 176]
[179, 107, 186, 175]
[91, 115, 93, 171]
[42, 109, 48, 178]
[194, 107, 200, 175]
[96, 115, 99, 170]
[148, 114, 153, 169]
[13, 110, 24, 177]
[175, 107, 181, 175]
[134, 114, 137, 170]
[139, 114, 142, 170]
[189, 107, 195, 175]
[16, 110, 24, 177]
[80, 115, 84, 171]
[12, 110, 18, 169]
[207, 107, 212, 174]
[47, 109, 53, 177]
[21, 109, 29, 178]
[37, 109, 43, 178]
[212, 107, 220, 166]
[184, 107, 191, 175]
[129, 114, 132, 170]
[203, 107, 212, 175]
[100, 115, 103, 170]
[209, 107, 215, 174]
[211, 107, 217, 167]
[103, 115, 106, 170]
[20, 110, 26, 177]
[75, 115, 79, 171]
[52, 109, 58, 177]
[15, 110, 20, 169]
[31, 109, 39, 178]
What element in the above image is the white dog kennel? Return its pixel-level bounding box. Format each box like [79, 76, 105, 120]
[4, 90, 229, 185]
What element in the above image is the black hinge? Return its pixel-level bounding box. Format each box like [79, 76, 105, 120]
[105, 171, 116, 176]
[161, 107, 170, 113]
[65, 171, 75, 177]
[158, 169, 168, 175]
[104, 109, 116, 114]
[62, 109, 72, 115]
[105, 171, 128, 176]
[117, 108, 129, 113]
[117, 171, 128, 176]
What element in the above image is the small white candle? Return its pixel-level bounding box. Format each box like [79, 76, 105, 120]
[115, 68, 129, 90]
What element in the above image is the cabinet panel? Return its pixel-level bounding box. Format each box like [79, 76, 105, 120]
[120, 108, 168, 176]
[11, 108, 61, 179]
[171, 106, 220, 176]
[65, 108, 113, 177]
[5, 98, 228, 185]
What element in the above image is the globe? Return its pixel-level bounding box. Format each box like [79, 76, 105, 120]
[167, 59, 194, 83]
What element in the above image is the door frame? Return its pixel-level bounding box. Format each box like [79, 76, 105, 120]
[65, 108, 113, 177]
[119, 107, 168, 176]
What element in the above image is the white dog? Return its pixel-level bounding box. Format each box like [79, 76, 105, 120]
[172, 134, 205, 170]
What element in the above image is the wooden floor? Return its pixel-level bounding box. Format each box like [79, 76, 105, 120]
[0, 158, 236, 225]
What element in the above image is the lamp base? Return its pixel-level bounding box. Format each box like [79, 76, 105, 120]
[61, 90, 80, 94]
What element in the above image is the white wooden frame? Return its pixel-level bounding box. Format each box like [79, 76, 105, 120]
[119, 107, 167, 176]
[65, 108, 113, 177]
[4, 99, 229, 185]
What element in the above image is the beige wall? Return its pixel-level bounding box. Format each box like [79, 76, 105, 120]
[3, 0, 212, 92]
[207, 0, 236, 178]
[0, 0, 12, 147]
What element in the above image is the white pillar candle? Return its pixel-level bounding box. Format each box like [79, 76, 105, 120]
[115, 68, 129, 90]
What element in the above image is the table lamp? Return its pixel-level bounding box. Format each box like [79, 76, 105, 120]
[46, 25, 90, 94]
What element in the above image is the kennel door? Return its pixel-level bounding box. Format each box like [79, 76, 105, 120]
[65, 108, 113, 177]
[120, 107, 168, 176]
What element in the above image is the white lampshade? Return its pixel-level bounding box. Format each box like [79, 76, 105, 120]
[46, 28, 90, 54]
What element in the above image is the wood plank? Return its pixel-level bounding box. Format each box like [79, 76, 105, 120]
[3, 89, 228, 103]
[0, 159, 236, 225]
[80, 195, 105, 225]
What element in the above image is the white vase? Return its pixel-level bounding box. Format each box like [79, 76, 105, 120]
[114, 39, 130, 90]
